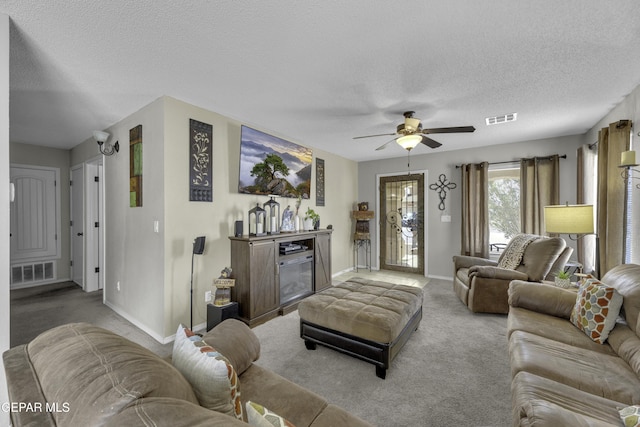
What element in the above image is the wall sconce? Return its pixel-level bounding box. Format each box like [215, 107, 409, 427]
[619, 150, 639, 189]
[93, 130, 119, 156]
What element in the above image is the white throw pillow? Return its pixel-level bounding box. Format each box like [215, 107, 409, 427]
[172, 324, 242, 419]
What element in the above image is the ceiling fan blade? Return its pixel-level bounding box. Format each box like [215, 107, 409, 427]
[375, 138, 398, 151]
[423, 126, 476, 134]
[420, 136, 442, 149]
[353, 132, 397, 140]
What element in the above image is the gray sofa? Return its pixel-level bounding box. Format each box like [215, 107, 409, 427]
[3, 320, 372, 426]
[507, 263, 640, 426]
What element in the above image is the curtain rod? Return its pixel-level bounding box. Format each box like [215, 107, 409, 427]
[455, 154, 567, 169]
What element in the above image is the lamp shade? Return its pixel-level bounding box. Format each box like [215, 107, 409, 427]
[396, 134, 422, 151]
[93, 130, 110, 144]
[544, 204, 594, 234]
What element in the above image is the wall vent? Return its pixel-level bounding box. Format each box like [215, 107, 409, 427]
[11, 261, 56, 286]
[485, 113, 517, 126]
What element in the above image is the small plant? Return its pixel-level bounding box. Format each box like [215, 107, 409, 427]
[556, 270, 571, 280]
[304, 207, 320, 225]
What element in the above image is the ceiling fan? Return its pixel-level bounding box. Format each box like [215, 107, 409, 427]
[353, 111, 475, 151]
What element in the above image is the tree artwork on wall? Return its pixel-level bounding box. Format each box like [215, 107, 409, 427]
[429, 174, 456, 211]
[130, 124, 143, 207]
[189, 119, 213, 202]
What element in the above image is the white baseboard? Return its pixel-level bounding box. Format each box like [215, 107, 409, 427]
[103, 300, 189, 345]
[428, 274, 453, 281]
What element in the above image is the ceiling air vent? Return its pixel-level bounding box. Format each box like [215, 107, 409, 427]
[485, 113, 517, 126]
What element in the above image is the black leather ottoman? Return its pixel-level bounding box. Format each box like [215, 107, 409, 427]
[298, 277, 423, 379]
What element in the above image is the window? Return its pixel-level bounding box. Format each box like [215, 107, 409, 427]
[488, 164, 520, 258]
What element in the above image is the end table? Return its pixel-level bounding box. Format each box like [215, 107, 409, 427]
[206, 302, 239, 331]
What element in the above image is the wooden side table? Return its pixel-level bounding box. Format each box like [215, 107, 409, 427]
[206, 302, 239, 331]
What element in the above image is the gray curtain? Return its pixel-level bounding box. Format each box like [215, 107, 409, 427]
[577, 144, 597, 275]
[460, 162, 489, 258]
[520, 155, 560, 235]
[597, 120, 631, 276]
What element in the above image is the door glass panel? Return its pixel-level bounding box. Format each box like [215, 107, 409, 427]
[380, 174, 424, 274]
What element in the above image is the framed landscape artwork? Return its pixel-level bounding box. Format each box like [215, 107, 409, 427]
[238, 125, 312, 199]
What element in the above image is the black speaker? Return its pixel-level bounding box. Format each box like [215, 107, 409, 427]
[193, 236, 206, 255]
[234, 220, 243, 237]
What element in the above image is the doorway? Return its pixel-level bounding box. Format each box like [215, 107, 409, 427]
[70, 158, 104, 292]
[379, 173, 425, 275]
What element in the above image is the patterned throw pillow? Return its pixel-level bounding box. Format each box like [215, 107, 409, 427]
[570, 279, 623, 344]
[246, 401, 296, 427]
[620, 405, 640, 427]
[172, 325, 242, 419]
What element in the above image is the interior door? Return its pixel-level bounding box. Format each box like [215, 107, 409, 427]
[71, 166, 84, 286]
[10, 166, 59, 262]
[379, 173, 424, 274]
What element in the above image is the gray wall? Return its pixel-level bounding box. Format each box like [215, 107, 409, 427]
[70, 96, 359, 341]
[358, 134, 583, 279]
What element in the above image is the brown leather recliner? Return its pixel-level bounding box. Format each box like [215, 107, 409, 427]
[452, 235, 572, 314]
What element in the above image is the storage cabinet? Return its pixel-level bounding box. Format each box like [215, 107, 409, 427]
[229, 229, 332, 326]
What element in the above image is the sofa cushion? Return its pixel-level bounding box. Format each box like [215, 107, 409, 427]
[570, 278, 623, 344]
[507, 306, 616, 355]
[201, 319, 261, 375]
[511, 371, 628, 426]
[601, 264, 640, 337]
[515, 237, 566, 282]
[26, 323, 198, 426]
[105, 397, 247, 427]
[246, 401, 295, 427]
[172, 325, 242, 419]
[509, 330, 640, 404]
[239, 363, 328, 426]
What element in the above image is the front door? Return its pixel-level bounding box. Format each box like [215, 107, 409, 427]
[379, 173, 424, 274]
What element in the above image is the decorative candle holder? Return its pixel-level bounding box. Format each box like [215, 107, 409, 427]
[248, 203, 266, 236]
[263, 196, 280, 235]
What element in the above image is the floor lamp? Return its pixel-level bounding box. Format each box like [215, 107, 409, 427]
[544, 204, 599, 278]
[191, 236, 206, 330]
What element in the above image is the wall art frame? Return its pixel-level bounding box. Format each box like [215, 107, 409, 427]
[316, 158, 325, 206]
[189, 119, 213, 202]
[129, 124, 143, 207]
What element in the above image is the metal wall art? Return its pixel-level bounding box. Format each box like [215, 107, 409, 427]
[429, 174, 456, 211]
[316, 158, 325, 206]
[189, 119, 213, 202]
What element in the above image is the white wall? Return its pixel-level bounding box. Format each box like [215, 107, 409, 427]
[1, 12, 11, 427]
[358, 134, 583, 279]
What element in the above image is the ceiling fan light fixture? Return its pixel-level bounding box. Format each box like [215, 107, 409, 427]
[404, 117, 421, 132]
[396, 134, 422, 151]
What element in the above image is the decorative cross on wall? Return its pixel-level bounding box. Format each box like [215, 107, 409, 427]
[429, 174, 456, 211]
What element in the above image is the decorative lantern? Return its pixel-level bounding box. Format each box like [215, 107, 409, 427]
[263, 197, 280, 235]
[248, 203, 266, 236]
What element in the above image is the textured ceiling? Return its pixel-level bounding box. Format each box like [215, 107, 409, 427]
[3, 1, 640, 161]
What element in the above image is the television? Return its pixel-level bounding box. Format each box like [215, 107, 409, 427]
[238, 125, 312, 199]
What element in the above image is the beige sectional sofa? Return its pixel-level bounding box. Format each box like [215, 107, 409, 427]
[3, 319, 372, 426]
[507, 263, 640, 426]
